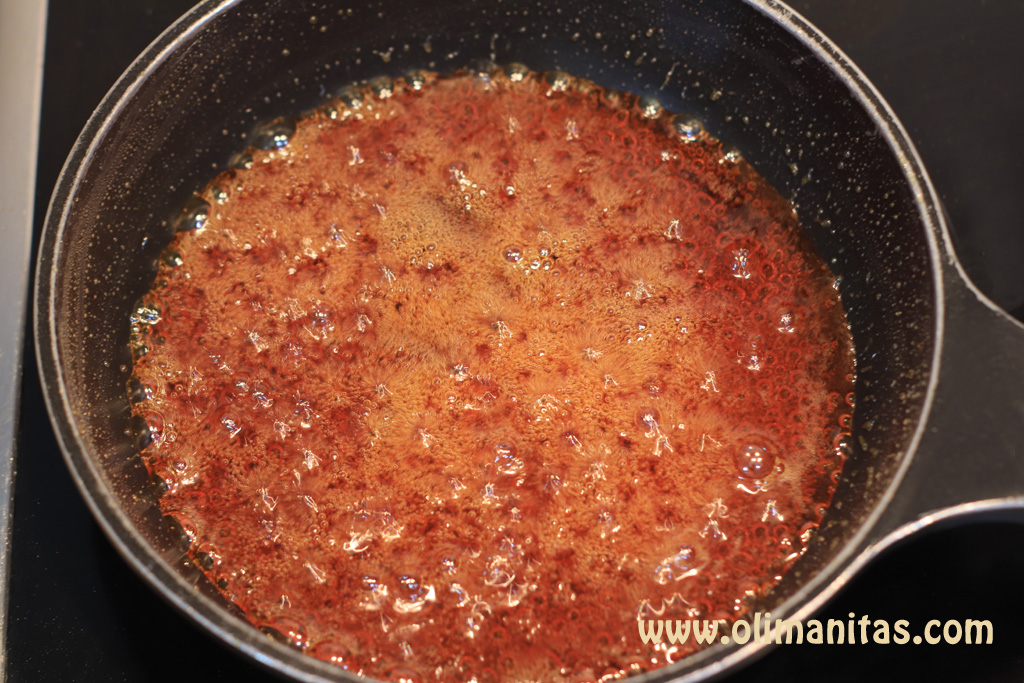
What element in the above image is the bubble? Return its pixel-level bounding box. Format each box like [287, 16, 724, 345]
[493, 441, 523, 475]
[637, 95, 662, 119]
[222, 414, 242, 438]
[195, 550, 215, 571]
[175, 196, 210, 233]
[394, 574, 434, 613]
[251, 118, 297, 150]
[406, 70, 427, 91]
[833, 432, 853, 458]
[735, 443, 775, 479]
[635, 407, 660, 431]
[672, 114, 704, 142]
[469, 58, 497, 78]
[543, 70, 572, 92]
[151, 474, 170, 497]
[654, 545, 698, 584]
[162, 250, 183, 267]
[163, 514, 193, 551]
[504, 246, 523, 263]
[145, 411, 164, 437]
[337, 84, 364, 109]
[132, 304, 161, 326]
[731, 249, 751, 279]
[128, 377, 154, 404]
[383, 667, 423, 683]
[721, 145, 742, 163]
[483, 556, 515, 587]
[229, 151, 253, 170]
[311, 305, 334, 333]
[505, 63, 529, 82]
[369, 75, 394, 98]
[396, 574, 422, 596]
[777, 312, 795, 333]
[309, 641, 355, 667]
[131, 414, 155, 450]
[361, 574, 385, 597]
[259, 617, 308, 651]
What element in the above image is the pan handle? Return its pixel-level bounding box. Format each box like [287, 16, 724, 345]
[865, 260, 1024, 552]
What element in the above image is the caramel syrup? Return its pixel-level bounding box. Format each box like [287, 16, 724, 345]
[129, 67, 854, 682]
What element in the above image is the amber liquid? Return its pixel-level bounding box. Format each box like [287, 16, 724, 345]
[129, 68, 854, 682]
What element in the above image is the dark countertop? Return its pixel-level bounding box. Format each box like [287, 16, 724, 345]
[9, 1, 1024, 681]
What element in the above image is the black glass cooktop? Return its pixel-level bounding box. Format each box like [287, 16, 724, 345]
[9, 1, 1024, 681]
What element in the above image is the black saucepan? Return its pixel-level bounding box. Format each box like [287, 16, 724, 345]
[34, 0, 1024, 681]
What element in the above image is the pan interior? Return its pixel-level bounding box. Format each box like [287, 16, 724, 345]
[38, 0, 937, 679]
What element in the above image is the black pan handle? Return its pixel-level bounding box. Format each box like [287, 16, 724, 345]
[865, 258, 1024, 552]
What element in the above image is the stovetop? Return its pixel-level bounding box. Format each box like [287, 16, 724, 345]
[8, 1, 1024, 681]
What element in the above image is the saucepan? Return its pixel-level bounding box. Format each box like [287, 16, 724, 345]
[34, 0, 1024, 680]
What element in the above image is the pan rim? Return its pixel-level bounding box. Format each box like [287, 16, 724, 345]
[32, 0, 948, 680]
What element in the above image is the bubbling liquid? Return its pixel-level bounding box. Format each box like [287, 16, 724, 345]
[129, 67, 854, 682]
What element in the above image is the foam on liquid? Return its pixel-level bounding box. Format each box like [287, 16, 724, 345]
[129, 68, 854, 682]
